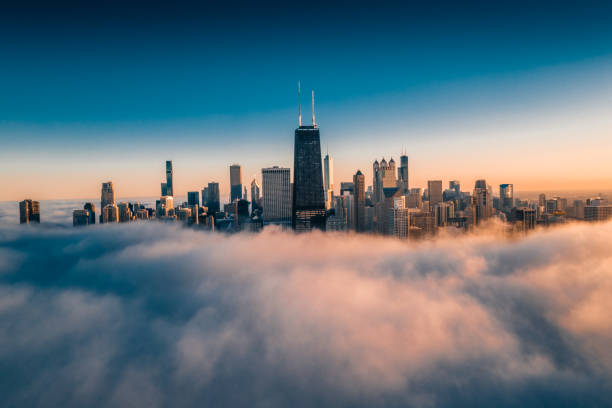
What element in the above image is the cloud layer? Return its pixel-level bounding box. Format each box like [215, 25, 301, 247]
[1, 222, 612, 407]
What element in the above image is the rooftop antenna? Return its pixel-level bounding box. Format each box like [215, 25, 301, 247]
[298, 81, 302, 127]
[312, 90, 316, 127]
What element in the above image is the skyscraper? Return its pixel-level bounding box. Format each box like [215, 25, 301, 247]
[324, 151, 334, 209]
[187, 192, 200, 206]
[373, 158, 397, 203]
[398, 154, 409, 194]
[100, 182, 115, 223]
[427, 180, 443, 209]
[500, 184, 514, 209]
[165, 160, 174, 196]
[353, 170, 365, 232]
[472, 179, 491, 226]
[251, 179, 261, 212]
[292, 85, 326, 231]
[262, 166, 291, 225]
[73, 209, 90, 226]
[102, 204, 119, 223]
[230, 164, 243, 201]
[19, 199, 40, 224]
[206, 182, 220, 214]
[84, 202, 96, 225]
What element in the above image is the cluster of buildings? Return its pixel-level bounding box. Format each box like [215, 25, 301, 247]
[19, 84, 612, 236]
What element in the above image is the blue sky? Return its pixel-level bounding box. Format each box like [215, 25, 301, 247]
[1, 1, 611, 199]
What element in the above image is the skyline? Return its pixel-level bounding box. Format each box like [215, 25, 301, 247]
[1, 2, 612, 200]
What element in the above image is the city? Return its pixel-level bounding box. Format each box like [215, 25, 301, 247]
[3, 2, 612, 407]
[18, 85, 612, 237]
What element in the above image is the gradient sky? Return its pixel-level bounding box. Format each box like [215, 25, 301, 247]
[1, 1, 611, 201]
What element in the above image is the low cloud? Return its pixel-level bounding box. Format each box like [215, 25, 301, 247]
[1, 222, 612, 407]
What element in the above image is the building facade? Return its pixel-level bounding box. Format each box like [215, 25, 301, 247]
[262, 166, 292, 225]
[230, 164, 243, 202]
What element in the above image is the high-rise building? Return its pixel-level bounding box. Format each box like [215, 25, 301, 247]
[500, 184, 514, 209]
[19, 199, 40, 224]
[398, 154, 409, 194]
[427, 180, 443, 209]
[156, 196, 174, 218]
[84, 202, 96, 225]
[165, 160, 174, 196]
[292, 85, 326, 231]
[433, 202, 454, 227]
[206, 182, 220, 214]
[324, 151, 334, 209]
[538, 193, 547, 208]
[472, 179, 491, 226]
[251, 179, 261, 212]
[230, 164, 243, 202]
[118, 203, 133, 222]
[406, 188, 423, 209]
[187, 192, 200, 206]
[340, 182, 354, 196]
[390, 196, 410, 239]
[373, 158, 397, 203]
[100, 181, 115, 216]
[262, 166, 291, 225]
[449, 180, 461, 194]
[512, 207, 537, 230]
[353, 170, 366, 232]
[73, 210, 89, 226]
[375, 187, 402, 234]
[102, 204, 119, 223]
[584, 204, 612, 222]
[201, 187, 208, 209]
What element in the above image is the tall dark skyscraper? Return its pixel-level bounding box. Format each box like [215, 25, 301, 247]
[84, 202, 96, 225]
[398, 154, 409, 193]
[162, 160, 174, 196]
[187, 191, 200, 206]
[292, 84, 326, 231]
[230, 164, 242, 202]
[206, 182, 220, 213]
[353, 170, 366, 232]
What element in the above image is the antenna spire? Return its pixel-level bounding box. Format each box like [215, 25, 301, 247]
[311, 90, 316, 126]
[298, 81, 302, 127]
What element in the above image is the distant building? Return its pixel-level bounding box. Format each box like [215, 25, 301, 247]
[584, 205, 612, 222]
[102, 204, 119, 223]
[84, 202, 96, 225]
[230, 164, 243, 201]
[118, 203, 133, 222]
[165, 160, 174, 196]
[427, 180, 443, 209]
[73, 209, 90, 226]
[449, 180, 461, 194]
[472, 179, 491, 226]
[353, 170, 366, 232]
[100, 181, 115, 222]
[406, 188, 423, 209]
[187, 192, 200, 206]
[375, 187, 402, 234]
[206, 182, 220, 214]
[500, 184, 514, 209]
[512, 207, 536, 231]
[324, 152, 334, 209]
[373, 158, 397, 203]
[340, 182, 354, 196]
[398, 154, 409, 194]
[390, 196, 410, 239]
[19, 199, 40, 224]
[433, 202, 454, 227]
[251, 179, 262, 213]
[262, 166, 291, 225]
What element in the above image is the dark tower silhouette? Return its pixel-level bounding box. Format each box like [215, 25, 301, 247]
[292, 83, 326, 231]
